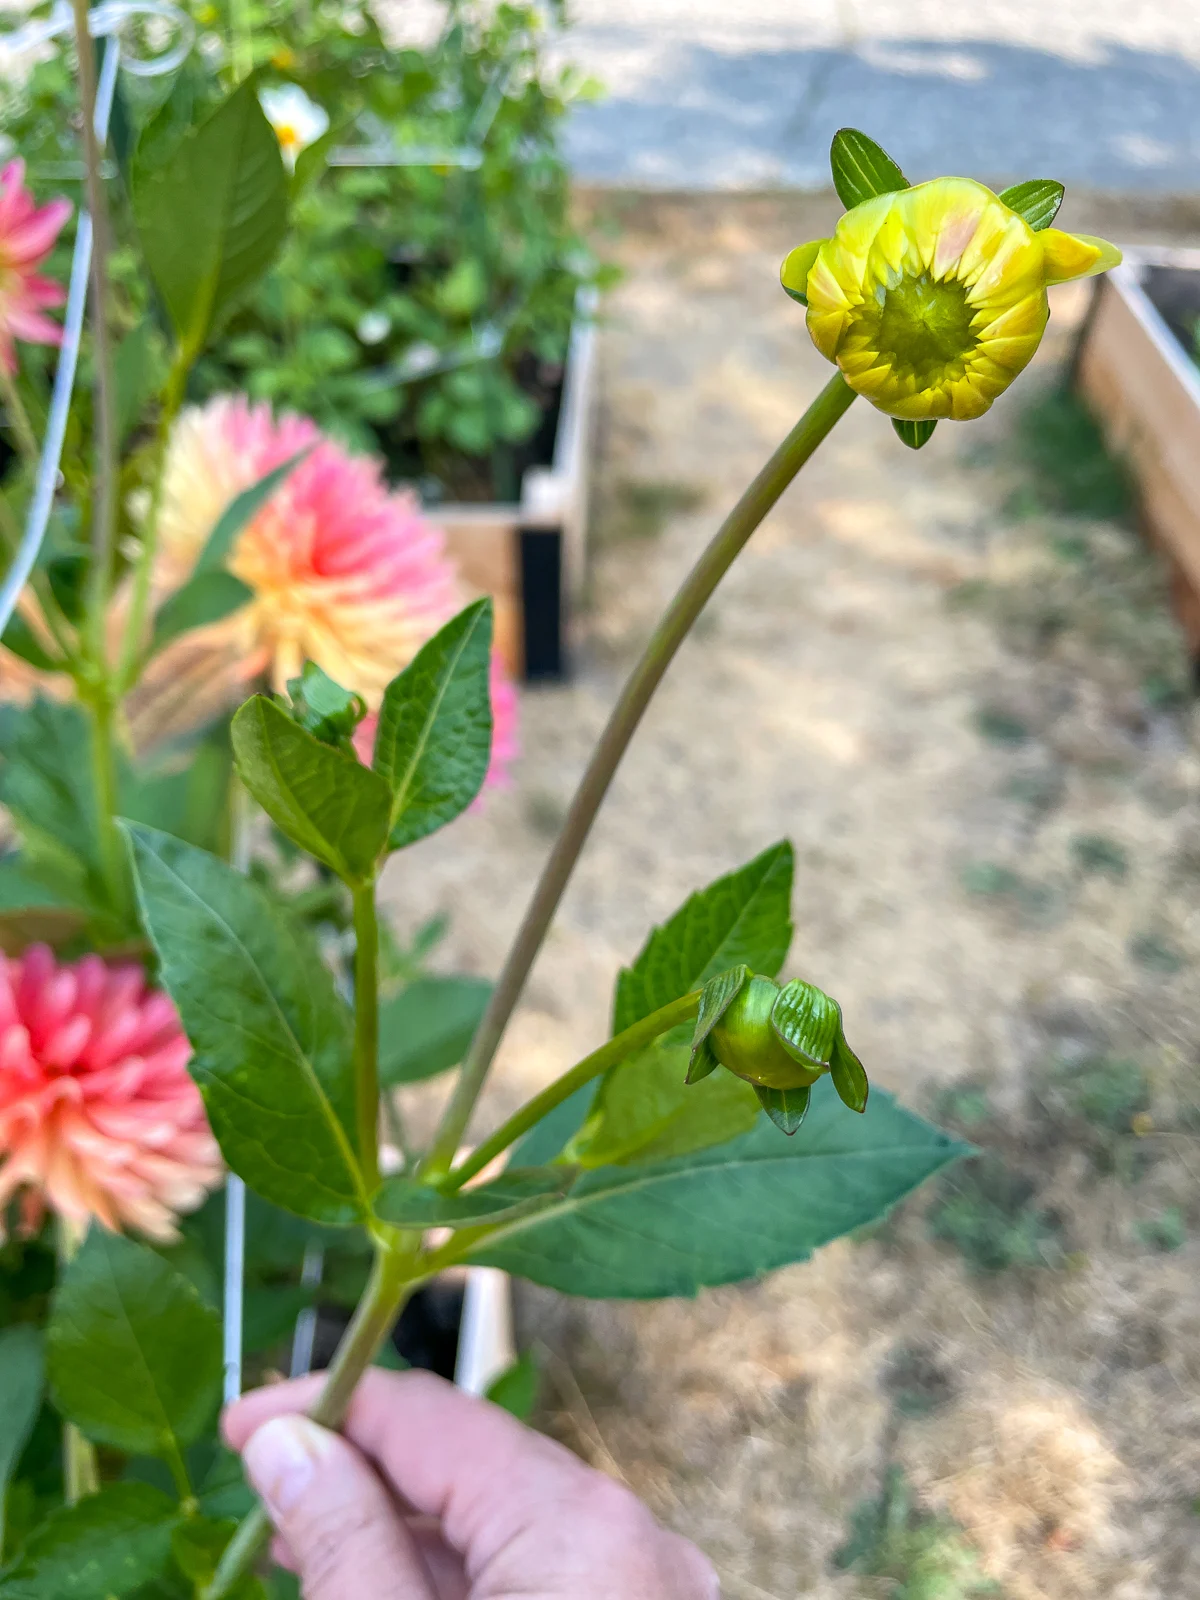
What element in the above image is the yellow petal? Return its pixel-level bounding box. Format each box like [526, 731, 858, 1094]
[780, 240, 826, 298]
[1040, 230, 1123, 285]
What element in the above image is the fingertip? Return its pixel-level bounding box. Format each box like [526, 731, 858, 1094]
[222, 1373, 325, 1450]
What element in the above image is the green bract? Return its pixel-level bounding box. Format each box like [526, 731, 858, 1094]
[688, 966, 869, 1134]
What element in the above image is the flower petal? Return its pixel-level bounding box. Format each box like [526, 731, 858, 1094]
[1040, 230, 1123, 285]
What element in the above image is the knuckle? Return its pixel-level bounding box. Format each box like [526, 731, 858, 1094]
[288, 1498, 378, 1594]
[575, 1473, 659, 1541]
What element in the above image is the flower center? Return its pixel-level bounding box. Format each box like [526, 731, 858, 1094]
[872, 272, 978, 386]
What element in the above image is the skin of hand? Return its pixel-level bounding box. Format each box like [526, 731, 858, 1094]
[224, 1368, 720, 1600]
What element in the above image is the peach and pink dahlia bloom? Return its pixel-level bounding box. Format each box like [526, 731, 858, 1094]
[0, 161, 70, 374]
[0, 945, 220, 1241]
[136, 396, 517, 783]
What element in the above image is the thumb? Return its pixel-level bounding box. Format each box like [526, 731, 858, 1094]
[243, 1414, 436, 1600]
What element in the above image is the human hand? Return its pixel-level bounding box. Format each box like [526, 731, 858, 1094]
[224, 1368, 719, 1600]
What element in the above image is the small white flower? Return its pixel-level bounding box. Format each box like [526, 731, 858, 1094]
[356, 309, 392, 346]
[259, 85, 330, 169]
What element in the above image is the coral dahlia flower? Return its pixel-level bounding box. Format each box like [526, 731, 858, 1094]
[135, 397, 516, 784]
[0, 161, 71, 374]
[0, 945, 220, 1240]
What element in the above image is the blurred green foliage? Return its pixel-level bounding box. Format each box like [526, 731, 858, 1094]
[2, 0, 613, 498]
[834, 1467, 1001, 1598]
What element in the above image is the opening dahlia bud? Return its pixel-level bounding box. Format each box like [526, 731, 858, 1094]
[285, 661, 367, 749]
[780, 133, 1121, 435]
[687, 965, 868, 1135]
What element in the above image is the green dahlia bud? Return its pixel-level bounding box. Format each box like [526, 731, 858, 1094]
[285, 661, 367, 749]
[687, 965, 868, 1135]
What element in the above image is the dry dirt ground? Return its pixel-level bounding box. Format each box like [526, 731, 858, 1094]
[383, 191, 1200, 1599]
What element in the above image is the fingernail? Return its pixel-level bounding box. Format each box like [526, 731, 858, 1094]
[243, 1415, 337, 1519]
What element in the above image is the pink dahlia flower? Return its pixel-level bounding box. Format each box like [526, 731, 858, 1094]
[0, 945, 220, 1241]
[0, 161, 71, 374]
[134, 396, 517, 785]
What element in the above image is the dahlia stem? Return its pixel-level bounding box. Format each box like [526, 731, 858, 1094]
[56, 1219, 100, 1505]
[0, 364, 41, 468]
[442, 990, 702, 1193]
[0, 492, 76, 664]
[115, 352, 190, 695]
[422, 372, 857, 1176]
[352, 881, 381, 1192]
[204, 1238, 421, 1600]
[85, 688, 129, 925]
[69, 0, 119, 669]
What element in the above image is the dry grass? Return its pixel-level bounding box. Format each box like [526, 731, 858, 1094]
[388, 193, 1200, 1598]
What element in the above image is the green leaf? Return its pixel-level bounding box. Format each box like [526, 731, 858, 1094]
[0, 1483, 178, 1599]
[119, 728, 234, 857]
[0, 705, 130, 939]
[567, 1030, 760, 1167]
[373, 599, 494, 851]
[0, 1326, 43, 1505]
[687, 965, 748, 1082]
[613, 842, 793, 1035]
[892, 419, 937, 450]
[467, 1085, 965, 1298]
[149, 570, 253, 656]
[998, 179, 1064, 232]
[830, 1033, 869, 1114]
[113, 322, 166, 444]
[373, 1169, 572, 1228]
[0, 614, 60, 673]
[231, 696, 391, 884]
[124, 825, 365, 1223]
[485, 1354, 538, 1421]
[378, 975, 492, 1086]
[133, 78, 288, 352]
[172, 1517, 265, 1598]
[0, 860, 87, 953]
[47, 1230, 221, 1458]
[829, 128, 909, 211]
[754, 1082, 811, 1135]
[512, 1083, 597, 1167]
[0, 702, 105, 902]
[194, 450, 311, 578]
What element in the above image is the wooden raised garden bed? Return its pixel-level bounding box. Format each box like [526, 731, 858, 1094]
[1075, 247, 1200, 654]
[433, 290, 599, 682]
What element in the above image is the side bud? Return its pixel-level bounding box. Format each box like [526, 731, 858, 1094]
[688, 966, 868, 1135]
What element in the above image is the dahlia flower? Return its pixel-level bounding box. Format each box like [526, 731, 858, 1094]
[0, 160, 70, 374]
[258, 84, 330, 169]
[782, 176, 1120, 422]
[0, 945, 220, 1240]
[138, 395, 517, 784]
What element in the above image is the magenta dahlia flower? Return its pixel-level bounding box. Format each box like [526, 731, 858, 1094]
[135, 396, 517, 785]
[0, 945, 220, 1240]
[0, 161, 70, 374]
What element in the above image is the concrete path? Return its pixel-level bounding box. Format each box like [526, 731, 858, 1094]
[555, 0, 1200, 192]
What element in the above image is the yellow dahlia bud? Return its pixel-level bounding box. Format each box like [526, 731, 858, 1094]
[687, 965, 868, 1135]
[780, 132, 1121, 440]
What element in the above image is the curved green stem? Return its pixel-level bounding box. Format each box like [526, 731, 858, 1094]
[69, 0, 119, 669]
[115, 355, 190, 693]
[423, 373, 857, 1176]
[203, 1237, 421, 1600]
[93, 695, 126, 914]
[0, 365, 41, 468]
[353, 881, 381, 1192]
[444, 989, 702, 1193]
[57, 1220, 99, 1504]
